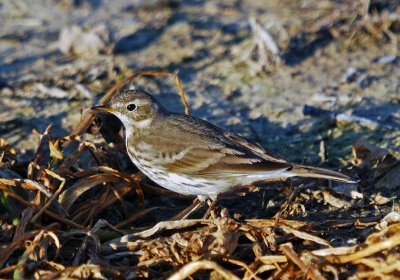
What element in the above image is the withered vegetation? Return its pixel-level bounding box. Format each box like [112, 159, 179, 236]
[1, 69, 400, 279]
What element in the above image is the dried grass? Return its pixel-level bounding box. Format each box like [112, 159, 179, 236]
[0, 71, 399, 279]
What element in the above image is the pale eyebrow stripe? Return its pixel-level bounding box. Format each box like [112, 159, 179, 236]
[131, 99, 149, 106]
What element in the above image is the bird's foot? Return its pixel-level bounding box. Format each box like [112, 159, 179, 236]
[202, 198, 219, 219]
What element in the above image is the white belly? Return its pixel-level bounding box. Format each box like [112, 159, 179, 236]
[126, 142, 227, 198]
[126, 140, 294, 200]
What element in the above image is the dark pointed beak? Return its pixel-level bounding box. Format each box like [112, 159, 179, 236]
[90, 104, 117, 113]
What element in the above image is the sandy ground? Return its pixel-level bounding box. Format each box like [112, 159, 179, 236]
[1, 0, 398, 164]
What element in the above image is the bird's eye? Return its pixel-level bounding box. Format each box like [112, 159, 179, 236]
[127, 103, 137, 111]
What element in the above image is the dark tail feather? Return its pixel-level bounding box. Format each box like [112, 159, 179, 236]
[291, 165, 357, 183]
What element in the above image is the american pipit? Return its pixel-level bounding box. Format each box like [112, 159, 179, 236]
[92, 89, 356, 215]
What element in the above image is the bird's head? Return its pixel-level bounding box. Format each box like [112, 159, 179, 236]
[91, 89, 163, 129]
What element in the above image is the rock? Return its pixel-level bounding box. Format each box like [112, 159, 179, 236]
[374, 55, 398, 64]
[58, 24, 114, 58]
[340, 67, 358, 83]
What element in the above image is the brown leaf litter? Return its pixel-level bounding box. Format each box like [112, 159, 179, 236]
[0, 71, 400, 279]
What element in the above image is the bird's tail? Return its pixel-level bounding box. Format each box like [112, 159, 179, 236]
[290, 164, 357, 183]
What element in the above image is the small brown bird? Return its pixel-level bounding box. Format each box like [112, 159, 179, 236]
[92, 89, 356, 203]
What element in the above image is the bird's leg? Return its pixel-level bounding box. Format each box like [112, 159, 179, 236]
[202, 197, 219, 219]
[172, 197, 206, 220]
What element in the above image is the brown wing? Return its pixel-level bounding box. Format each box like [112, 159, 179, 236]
[223, 132, 289, 163]
[145, 113, 292, 176]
